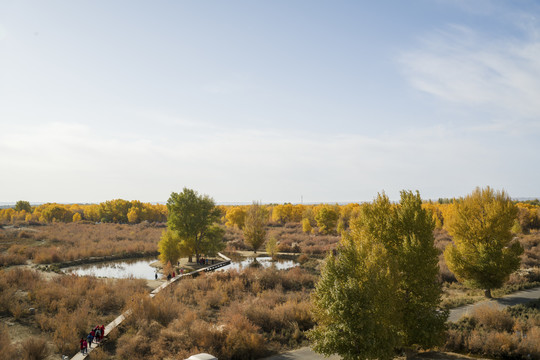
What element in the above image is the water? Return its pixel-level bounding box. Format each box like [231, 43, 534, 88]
[65, 257, 158, 280]
[65, 256, 297, 279]
[218, 257, 297, 271]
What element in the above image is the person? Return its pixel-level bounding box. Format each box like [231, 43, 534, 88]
[95, 327, 101, 343]
[87, 331, 94, 348]
[172, 271, 175, 278]
[100, 325, 105, 340]
[83, 339, 88, 354]
[155, 272, 157, 280]
[180, 268, 184, 275]
[80, 338, 85, 354]
[167, 273, 171, 281]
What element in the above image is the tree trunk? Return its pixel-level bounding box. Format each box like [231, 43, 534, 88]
[484, 288, 492, 298]
[188, 255, 192, 263]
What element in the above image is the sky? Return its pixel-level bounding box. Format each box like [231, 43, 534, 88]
[1, 0, 539, 204]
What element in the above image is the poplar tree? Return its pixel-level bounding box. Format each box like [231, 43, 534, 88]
[310, 191, 446, 359]
[166, 188, 221, 263]
[243, 202, 267, 253]
[310, 235, 400, 360]
[444, 187, 522, 298]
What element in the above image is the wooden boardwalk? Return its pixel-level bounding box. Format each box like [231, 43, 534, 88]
[70, 253, 231, 359]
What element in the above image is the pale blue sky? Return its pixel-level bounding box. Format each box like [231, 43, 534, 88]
[1, 0, 539, 203]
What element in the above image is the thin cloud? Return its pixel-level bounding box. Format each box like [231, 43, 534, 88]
[400, 24, 540, 131]
[0, 120, 495, 202]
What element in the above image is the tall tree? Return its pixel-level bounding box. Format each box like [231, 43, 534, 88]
[310, 190, 446, 359]
[444, 187, 523, 298]
[315, 205, 340, 234]
[243, 202, 267, 253]
[309, 234, 401, 360]
[166, 188, 221, 263]
[393, 191, 447, 347]
[14, 200, 31, 212]
[201, 225, 226, 257]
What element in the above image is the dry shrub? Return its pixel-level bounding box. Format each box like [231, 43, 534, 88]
[468, 330, 517, 358]
[113, 266, 315, 359]
[0, 324, 18, 359]
[201, 287, 228, 310]
[275, 299, 313, 331]
[444, 328, 467, 352]
[52, 308, 84, 354]
[221, 314, 266, 360]
[86, 347, 110, 360]
[21, 337, 50, 360]
[0, 253, 27, 266]
[473, 304, 514, 332]
[116, 334, 151, 360]
[518, 326, 540, 358]
[297, 254, 309, 264]
[4, 222, 161, 264]
[127, 292, 178, 327]
[190, 319, 225, 352]
[10, 301, 25, 320]
[281, 266, 315, 290]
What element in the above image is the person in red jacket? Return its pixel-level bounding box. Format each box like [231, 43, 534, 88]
[80, 338, 85, 354]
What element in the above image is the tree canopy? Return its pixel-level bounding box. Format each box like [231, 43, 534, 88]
[166, 188, 222, 262]
[243, 202, 267, 253]
[310, 235, 400, 360]
[444, 186, 523, 298]
[310, 190, 446, 359]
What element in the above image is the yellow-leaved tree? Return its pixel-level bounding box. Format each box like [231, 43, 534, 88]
[444, 187, 523, 298]
[243, 202, 267, 253]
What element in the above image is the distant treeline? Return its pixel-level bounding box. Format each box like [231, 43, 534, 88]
[2, 198, 539, 235]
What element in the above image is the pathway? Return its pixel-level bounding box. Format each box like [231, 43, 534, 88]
[69, 253, 231, 359]
[448, 286, 540, 322]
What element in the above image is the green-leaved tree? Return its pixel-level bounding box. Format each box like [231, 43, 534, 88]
[444, 186, 523, 298]
[310, 190, 447, 359]
[310, 235, 401, 360]
[14, 200, 32, 212]
[166, 188, 221, 263]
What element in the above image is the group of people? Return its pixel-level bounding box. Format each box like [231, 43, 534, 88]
[79, 325, 105, 355]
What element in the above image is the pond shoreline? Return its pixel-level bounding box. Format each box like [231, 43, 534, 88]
[49, 251, 160, 269]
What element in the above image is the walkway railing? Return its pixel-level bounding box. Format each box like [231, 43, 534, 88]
[70, 253, 231, 359]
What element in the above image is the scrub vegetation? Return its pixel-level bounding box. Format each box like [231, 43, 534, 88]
[0, 189, 539, 359]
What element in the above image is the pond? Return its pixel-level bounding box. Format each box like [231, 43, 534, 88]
[218, 257, 298, 271]
[64, 256, 298, 280]
[64, 257, 158, 280]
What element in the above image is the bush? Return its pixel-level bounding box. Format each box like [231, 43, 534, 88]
[21, 337, 49, 360]
[0, 325, 17, 359]
[473, 304, 514, 332]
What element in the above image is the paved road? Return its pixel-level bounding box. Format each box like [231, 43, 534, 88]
[264, 286, 540, 360]
[448, 286, 540, 322]
[263, 347, 340, 360]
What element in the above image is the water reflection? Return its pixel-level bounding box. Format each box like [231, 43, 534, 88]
[65, 257, 158, 280]
[219, 257, 297, 271]
[65, 256, 297, 280]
